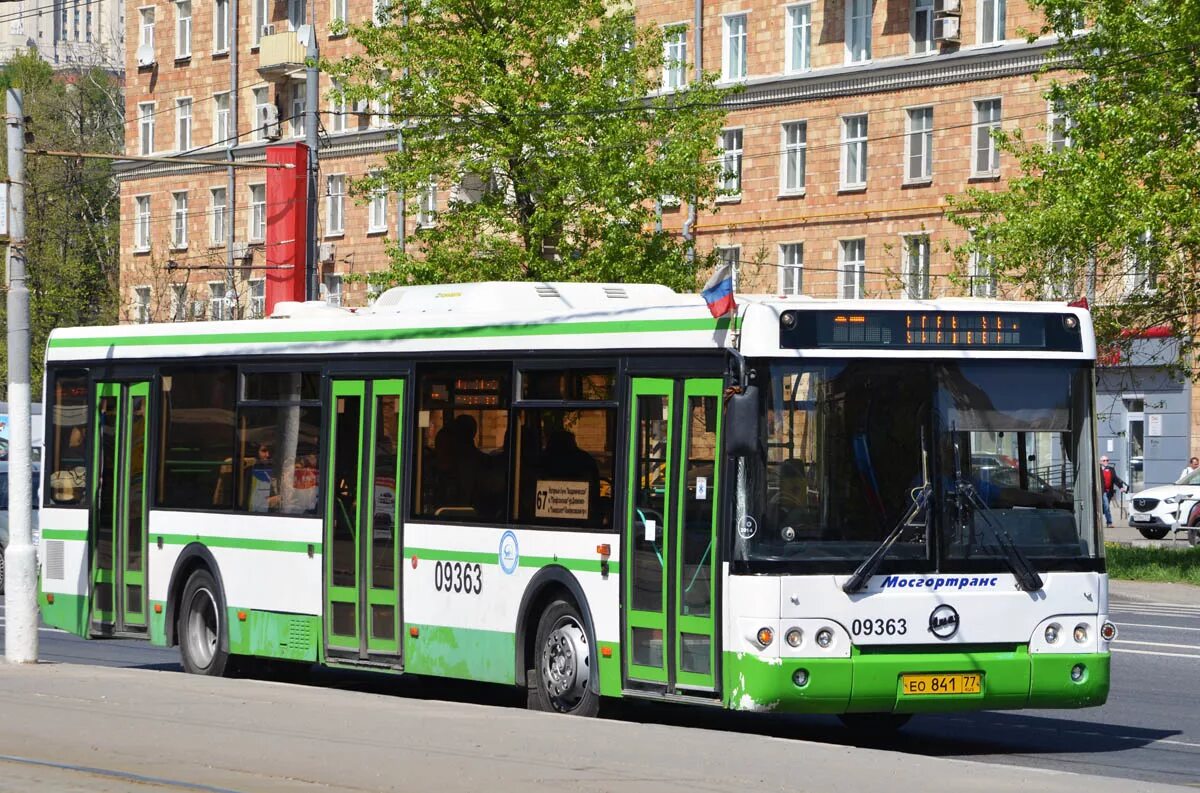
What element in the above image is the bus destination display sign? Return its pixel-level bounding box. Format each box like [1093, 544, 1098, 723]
[779, 310, 1082, 351]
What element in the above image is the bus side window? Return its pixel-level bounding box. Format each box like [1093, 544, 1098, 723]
[46, 369, 89, 506]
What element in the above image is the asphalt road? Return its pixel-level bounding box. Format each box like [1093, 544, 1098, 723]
[3, 593, 1200, 789]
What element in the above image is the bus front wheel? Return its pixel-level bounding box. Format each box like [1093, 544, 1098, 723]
[178, 568, 229, 677]
[528, 599, 599, 717]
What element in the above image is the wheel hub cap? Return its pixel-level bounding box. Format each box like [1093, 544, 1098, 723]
[542, 620, 589, 708]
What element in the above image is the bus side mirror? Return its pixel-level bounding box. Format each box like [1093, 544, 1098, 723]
[725, 385, 761, 457]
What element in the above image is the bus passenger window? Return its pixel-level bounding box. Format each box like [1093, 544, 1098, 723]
[237, 371, 322, 516]
[512, 408, 615, 529]
[159, 368, 237, 510]
[46, 370, 89, 506]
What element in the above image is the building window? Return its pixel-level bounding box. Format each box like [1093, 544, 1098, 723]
[780, 243, 803, 295]
[912, 0, 934, 54]
[846, 0, 871, 63]
[253, 87, 270, 141]
[978, 0, 1005, 44]
[968, 231, 996, 297]
[171, 284, 188, 321]
[326, 174, 346, 235]
[1048, 100, 1072, 152]
[213, 0, 229, 52]
[291, 86, 306, 138]
[171, 191, 188, 249]
[663, 24, 687, 89]
[781, 121, 806, 194]
[329, 80, 347, 133]
[253, 0, 269, 45]
[138, 102, 155, 155]
[1127, 231, 1157, 296]
[287, 0, 306, 30]
[249, 184, 266, 241]
[717, 245, 741, 288]
[906, 106, 933, 182]
[719, 128, 743, 195]
[786, 3, 811, 73]
[839, 239, 866, 298]
[841, 114, 867, 189]
[418, 180, 437, 227]
[139, 7, 154, 47]
[176, 97, 192, 152]
[973, 98, 1001, 176]
[249, 279, 265, 318]
[134, 286, 151, 324]
[210, 187, 227, 246]
[209, 281, 229, 321]
[902, 235, 930, 299]
[134, 195, 151, 251]
[368, 176, 387, 232]
[213, 92, 231, 144]
[331, 0, 348, 24]
[323, 273, 343, 306]
[722, 14, 747, 81]
[372, 0, 385, 25]
[175, 0, 191, 58]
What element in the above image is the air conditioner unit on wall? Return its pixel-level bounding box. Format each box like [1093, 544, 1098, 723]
[934, 0, 961, 15]
[933, 16, 961, 42]
[257, 103, 282, 140]
[136, 43, 155, 67]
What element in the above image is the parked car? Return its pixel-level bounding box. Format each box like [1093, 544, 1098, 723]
[1127, 468, 1200, 540]
[0, 462, 41, 594]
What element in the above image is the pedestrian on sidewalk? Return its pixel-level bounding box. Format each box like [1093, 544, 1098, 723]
[1180, 456, 1199, 482]
[1100, 456, 1126, 528]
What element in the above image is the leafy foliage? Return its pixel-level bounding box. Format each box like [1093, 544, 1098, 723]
[946, 0, 1200, 367]
[324, 0, 733, 291]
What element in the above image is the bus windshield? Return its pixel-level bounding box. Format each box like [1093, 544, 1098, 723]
[735, 360, 1099, 569]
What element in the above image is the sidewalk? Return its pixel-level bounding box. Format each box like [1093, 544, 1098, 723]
[0, 662, 1191, 793]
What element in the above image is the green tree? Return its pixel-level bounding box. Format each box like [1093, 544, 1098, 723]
[324, 0, 733, 292]
[947, 1, 1200, 366]
[0, 51, 121, 396]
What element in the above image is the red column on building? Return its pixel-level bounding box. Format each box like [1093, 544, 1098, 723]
[265, 143, 309, 315]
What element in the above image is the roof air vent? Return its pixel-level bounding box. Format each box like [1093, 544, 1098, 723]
[535, 284, 560, 298]
[603, 286, 628, 299]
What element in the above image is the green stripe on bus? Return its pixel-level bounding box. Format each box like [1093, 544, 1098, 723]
[40, 529, 89, 542]
[157, 534, 321, 554]
[48, 316, 736, 350]
[406, 546, 617, 574]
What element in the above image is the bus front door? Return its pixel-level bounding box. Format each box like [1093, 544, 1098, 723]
[324, 379, 405, 663]
[625, 377, 722, 696]
[89, 380, 151, 636]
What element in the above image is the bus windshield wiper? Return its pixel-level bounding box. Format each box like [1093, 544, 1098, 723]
[843, 483, 931, 594]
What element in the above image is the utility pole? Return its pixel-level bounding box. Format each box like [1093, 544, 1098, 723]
[5, 87, 36, 664]
[304, 13, 320, 302]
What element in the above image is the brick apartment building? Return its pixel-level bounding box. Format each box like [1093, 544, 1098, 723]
[115, 0, 1197, 489]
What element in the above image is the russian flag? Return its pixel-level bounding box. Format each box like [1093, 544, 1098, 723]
[702, 263, 736, 318]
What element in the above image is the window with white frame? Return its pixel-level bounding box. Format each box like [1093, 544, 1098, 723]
[418, 180, 437, 227]
[1127, 230, 1157, 296]
[372, 0, 385, 25]
[253, 0, 269, 45]
[1048, 100, 1072, 152]
[786, 3, 811, 73]
[323, 273, 343, 306]
[139, 7, 154, 47]
[249, 279, 265, 318]
[171, 283, 188, 321]
[722, 14, 747, 81]
[781, 121, 806, 194]
[171, 191, 188, 249]
[841, 114, 867, 189]
[329, 80, 347, 133]
[719, 128, 743, 195]
[368, 176, 388, 232]
[326, 174, 346, 235]
[973, 98, 1001, 176]
[138, 102, 155, 155]
[912, 0, 934, 55]
[968, 231, 996, 297]
[175, 0, 191, 58]
[210, 187, 227, 245]
[716, 246, 741, 288]
[209, 281, 229, 321]
[978, 0, 1005, 44]
[331, 0, 348, 25]
[902, 235, 930, 299]
[780, 243, 803, 295]
[213, 0, 229, 52]
[134, 286, 151, 324]
[176, 97, 192, 152]
[370, 88, 391, 128]
[906, 106, 932, 182]
[663, 24, 687, 89]
[287, 0, 306, 30]
[839, 239, 866, 298]
[291, 86, 306, 138]
[213, 92, 231, 144]
[846, 0, 871, 63]
[249, 183, 266, 241]
[253, 87, 270, 141]
[134, 195, 151, 251]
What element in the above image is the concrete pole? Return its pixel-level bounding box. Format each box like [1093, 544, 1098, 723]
[5, 87, 37, 664]
[304, 14, 320, 302]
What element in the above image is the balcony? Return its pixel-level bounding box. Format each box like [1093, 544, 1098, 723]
[257, 29, 306, 78]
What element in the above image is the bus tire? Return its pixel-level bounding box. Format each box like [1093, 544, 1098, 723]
[838, 713, 912, 733]
[527, 599, 599, 717]
[177, 568, 229, 677]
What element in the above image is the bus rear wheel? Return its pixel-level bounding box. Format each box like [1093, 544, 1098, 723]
[178, 568, 230, 677]
[528, 599, 599, 717]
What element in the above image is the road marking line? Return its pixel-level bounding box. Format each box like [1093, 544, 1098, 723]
[1112, 647, 1200, 659]
[1116, 639, 1200, 650]
[1117, 622, 1200, 632]
[1111, 600, 1200, 610]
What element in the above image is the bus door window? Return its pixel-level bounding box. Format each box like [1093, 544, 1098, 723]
[47, 370, 89, 506]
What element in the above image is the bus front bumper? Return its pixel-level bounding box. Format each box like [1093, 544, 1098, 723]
[723, 646, 1109, 714]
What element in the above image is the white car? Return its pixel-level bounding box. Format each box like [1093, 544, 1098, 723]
[1127, 468, 1200, 540]
[0, 462, 41, 594]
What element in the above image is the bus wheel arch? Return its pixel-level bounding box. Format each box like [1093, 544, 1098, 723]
[165, 543, 228, 655]
[515, 566, 599, 700]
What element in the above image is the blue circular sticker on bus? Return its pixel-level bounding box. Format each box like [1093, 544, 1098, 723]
[499, 530, 519, 575]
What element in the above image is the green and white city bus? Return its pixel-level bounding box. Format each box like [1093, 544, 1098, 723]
[37, 282, 1112, 723]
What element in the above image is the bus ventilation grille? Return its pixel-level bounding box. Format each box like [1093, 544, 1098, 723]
[603, 286, 628, 299]
[535, 284, 561, 298]
[287, 618, 312, 650]
[44, 540, 65, 581]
